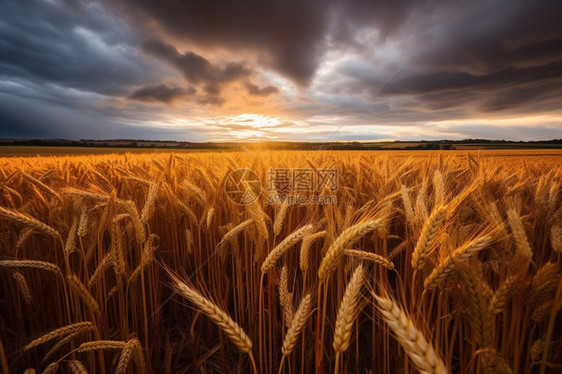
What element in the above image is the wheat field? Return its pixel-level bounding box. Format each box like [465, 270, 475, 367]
[0, 150, 561, 374]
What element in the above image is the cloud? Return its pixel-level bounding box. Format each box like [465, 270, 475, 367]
[0, 0, 155, 97]
[142, 38, 255, 102]
[245, 83, 279, 97]
[128, 83, 192, 104]
[1, 0, 562, 141]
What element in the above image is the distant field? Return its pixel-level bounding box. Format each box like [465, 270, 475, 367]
[1, 145, 562, 159]
[0, 146, 210, 156]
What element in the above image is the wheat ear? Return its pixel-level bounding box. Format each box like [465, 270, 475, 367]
[24, 322, 95, 352]
[87, 253, 112, 288]
[490, 275, 520, 314]
[0, 206, 60, 238]
[76, 340, 127, 352]
[128, 234, 158, 285]
[333, 265, 364, 354]
[373, 294, 447, 374]
[62, 188, 109, 202]
[527, 262, 560, 308]
[115, 338, 138, 374]
[506, 208, 533, 269]
[346, 249, 394, 269]
[279, 265, 294, 326]
[121, 200, 146, 244]
[170, 272, 252, 353]
[12, 271, 33, 305]
[457, 266, 493, 348]
[318, 219, 380, 281]
[68, 360, 88, 374]
[299, 230, 326, 273]
[23, 173, 60, 199]
[65, 215, 79, 255]
[262, 224, 314, 273]
[282, 293, 313, 356]
[273, 200, 289, 236]
[42, 362, 59, 374]
[411, 204, 447, 271]
[43, 331, 82, 363]
[218, 219, 253, 249]
[66, 274, 100, 313]
[77, 206, 89, 238]
[551, 225, 562, 253]
[141, 183, 158, 224]
[0, 260, 62, 277]
[15, 227, 34, 250]
[423, 236, 493, 291]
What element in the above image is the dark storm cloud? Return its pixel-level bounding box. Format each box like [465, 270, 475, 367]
[245, 83, 279, 97]
[0, 92, 215, 141]
[128, 83, 193, 104]
[107, 0, 331, 85]
[330, 0, 562, 115]
[105, 0, 431, 86]
[0, 0, 155, 97]
[142, 39, 252, 97]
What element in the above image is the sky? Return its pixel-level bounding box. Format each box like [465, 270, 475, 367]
[1, 0, 561, 142]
